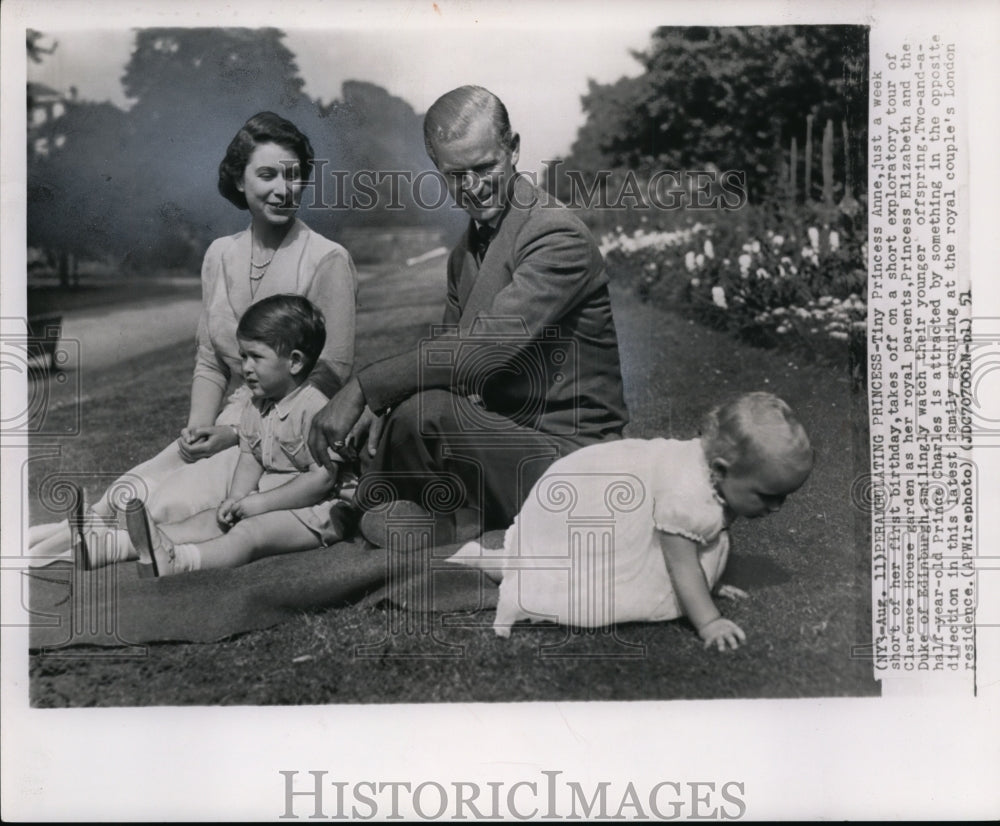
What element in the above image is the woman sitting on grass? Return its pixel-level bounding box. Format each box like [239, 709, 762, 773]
[29, 111, 357, 567]
[126, 294, 355, 575]
[450, 392, 814, 651]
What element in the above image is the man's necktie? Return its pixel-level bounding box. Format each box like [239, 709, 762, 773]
[472, 222, 494, 263]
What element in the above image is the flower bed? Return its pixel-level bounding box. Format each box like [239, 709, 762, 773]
[598, 204, 868, 378]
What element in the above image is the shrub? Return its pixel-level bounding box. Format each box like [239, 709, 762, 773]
[597, 201, 867, 377]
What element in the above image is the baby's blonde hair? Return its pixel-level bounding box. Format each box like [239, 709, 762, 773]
[700, 392, 813, 472]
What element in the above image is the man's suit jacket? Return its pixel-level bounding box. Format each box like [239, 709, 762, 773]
[356, 175, 628, 447]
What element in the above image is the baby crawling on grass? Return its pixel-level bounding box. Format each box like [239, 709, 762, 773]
[449, 391, 814, 650]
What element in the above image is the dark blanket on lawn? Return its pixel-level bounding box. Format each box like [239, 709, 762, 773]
[27, 534, 502, 650]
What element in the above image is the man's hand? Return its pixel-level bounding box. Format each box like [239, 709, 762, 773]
[698, 617, 747, 651]
[347, 407, 385, 458]
[178, 425, 238, 463]
[308, 377, 367, 475]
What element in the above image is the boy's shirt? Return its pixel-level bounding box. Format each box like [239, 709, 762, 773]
[238, 383, 328, 474]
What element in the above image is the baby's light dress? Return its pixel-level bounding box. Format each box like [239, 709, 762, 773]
[453, 438, 731, 637]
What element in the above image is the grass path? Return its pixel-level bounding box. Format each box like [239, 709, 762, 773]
[27, 269, 877, 704]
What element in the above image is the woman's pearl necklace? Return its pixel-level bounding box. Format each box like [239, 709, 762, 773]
[249, 230, 276, 297]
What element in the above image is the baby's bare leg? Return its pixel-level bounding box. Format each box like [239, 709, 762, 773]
[192, 511, 321, 570]
[447, 540, 509, 583]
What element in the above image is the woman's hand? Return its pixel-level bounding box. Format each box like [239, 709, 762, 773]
[308, 377, 367, 475]
[178, 425, 238, 463]
[698, 617, 747, 652]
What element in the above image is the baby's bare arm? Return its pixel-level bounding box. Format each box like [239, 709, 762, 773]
[659, 533, 746, 650]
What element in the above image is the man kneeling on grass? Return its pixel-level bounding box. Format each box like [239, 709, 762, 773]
[308, 85, 629, 546]
[126, 294, 356, 576]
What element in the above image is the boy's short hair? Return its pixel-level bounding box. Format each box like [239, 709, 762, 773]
[218, 111, 315, 210]
[237, 294, 326, 374]
[701, 391, 812, 471]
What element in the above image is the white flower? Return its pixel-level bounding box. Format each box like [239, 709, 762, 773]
[712, 286, 728, 309]
[829, 230, 840, 251]
[756, 267, 770, 280]
[776, 325, 789, 334]
[808, 227, 820, 250]
[772, 234, 784, 247]
[684, 251, 697, 271]
[695, 253, 705, 268]
[738, 253, 752, 272]
[690, 277, 701, 287]
[750, 239, 761, 254]
[829, 331, 849, 341]
[704, 239, 715, 259]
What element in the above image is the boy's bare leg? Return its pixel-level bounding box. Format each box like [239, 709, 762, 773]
[190, 510, 321, 570]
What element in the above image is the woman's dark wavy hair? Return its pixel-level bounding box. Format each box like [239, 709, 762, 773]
[218, 112, 315, 210]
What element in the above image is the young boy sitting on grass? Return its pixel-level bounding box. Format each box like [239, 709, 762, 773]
[126, 294, 355, 576]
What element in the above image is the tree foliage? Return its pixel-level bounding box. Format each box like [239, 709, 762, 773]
[560, 26, 868, 202]
[27, 28, 440, 272]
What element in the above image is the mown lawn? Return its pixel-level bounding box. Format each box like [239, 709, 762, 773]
[27, 272, 878, 705]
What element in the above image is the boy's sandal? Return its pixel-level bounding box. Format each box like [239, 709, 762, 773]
[125, 498, 159, 578]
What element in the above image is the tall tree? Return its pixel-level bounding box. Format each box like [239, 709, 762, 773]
[27, 27, 454, 276]
[116, 28, 321, 263]
[314, 81, 450, 232]
[559, 26, 868, 202]
[28, 101, 132, 271]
